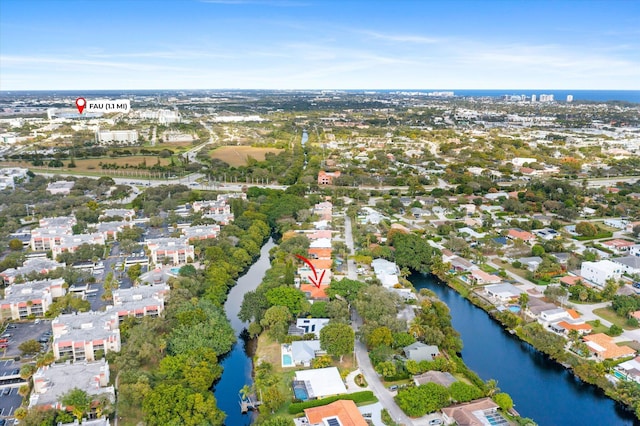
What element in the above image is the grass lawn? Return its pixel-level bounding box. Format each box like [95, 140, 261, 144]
[210, 146, 283, 166]
[618, 341, 640, 351]
[587, 320, 609, 334]
[593, 307, 638, 330]
[480, 264, 498, 273]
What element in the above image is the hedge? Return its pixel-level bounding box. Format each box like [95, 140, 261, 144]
[288, 391, 377, 414]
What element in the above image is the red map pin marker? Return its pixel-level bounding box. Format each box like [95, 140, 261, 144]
[75, 97, 86, 114]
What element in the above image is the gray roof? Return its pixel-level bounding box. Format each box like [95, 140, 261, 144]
[414, 371, 457, 387]
[614, 256, 640, 269]
[291, 340, 322, 364]
[403, 342, 440, 362]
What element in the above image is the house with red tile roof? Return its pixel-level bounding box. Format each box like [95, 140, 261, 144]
[303, 400, 367, 426]
[560, 275, 585, 286]
[583, 333, 636, 360]
[507, 228, 536, 243]
[602, 239, 635, 254]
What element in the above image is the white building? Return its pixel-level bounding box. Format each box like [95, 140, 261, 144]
[111, 284, 170, 320]
[294, 367, 347, 399]
[181, 224, 220, 241]
[0, 278, 66, 320]
[581, 260, 624, 287]
[146, 237, 195, 266]
[30, 359, 114, 410]
[97, 130, 138, 144]
[567, 95, 574, 103]
[484, 283, 524, 302]
[371, 258, 400, 288]
[0, 167, 29, 189]
[52, 311, 121, 361]
[51, 233, 106, 259]
[0, 258, 65, 285]
[46, 180, 75, 195]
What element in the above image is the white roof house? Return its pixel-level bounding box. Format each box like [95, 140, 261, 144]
[294, 367, 347, 399]
[484, 283, 524, 302]
[580, 260, 623, 287]
[371, 258, 400, 288]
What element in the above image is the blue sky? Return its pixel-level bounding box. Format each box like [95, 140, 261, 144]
[1, 0, 639, 90]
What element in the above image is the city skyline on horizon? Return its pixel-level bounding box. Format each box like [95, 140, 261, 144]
[1, 0, 639, 91]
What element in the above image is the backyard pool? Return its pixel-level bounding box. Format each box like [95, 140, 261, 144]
[282, 354, 293, 367]
[293, 382, 309, 401]
[508, 305, 521, 313]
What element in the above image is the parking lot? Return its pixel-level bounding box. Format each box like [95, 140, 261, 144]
[1, 321, 51, 358]
[0, 385, 23, 419]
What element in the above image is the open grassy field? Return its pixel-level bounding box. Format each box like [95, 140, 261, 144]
[593, 307, 639, 330]
[210, 146, 283, 166]
[73, 156, 172, 171]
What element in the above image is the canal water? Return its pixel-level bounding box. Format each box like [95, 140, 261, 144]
[412, 273, 638, 426]
[214, 238, 276, 426]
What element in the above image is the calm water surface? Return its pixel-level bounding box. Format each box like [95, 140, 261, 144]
[412, 273, 638, 426]
[214, 238, 275, 426]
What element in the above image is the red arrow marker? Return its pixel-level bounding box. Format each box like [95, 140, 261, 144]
[295, 254, 325, 288]
[75, 97, 86, 114]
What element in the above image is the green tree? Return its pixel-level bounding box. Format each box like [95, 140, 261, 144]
[575, 221, 597, 237]
[531, 245, 545, 257]
[375, 361, 397, 378]
[260, 416, 295, 426]
[8, 239, 23, 251]
[18, 339, 41, 356]
[260, 306, 293, 342]
[395, 383, 449, 417]
[367, 326, 394, 349]
[607, 324, 623, 337]
[265, 287, 307, 316]
[320, 322, 355, 362]
[143, 383, 225, 426]
[61, 388, 91, 422]
[449, 381, 483, 403]
[493, 392, 514, 411]
[126, 263, 142, 282]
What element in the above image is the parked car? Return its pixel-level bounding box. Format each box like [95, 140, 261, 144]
[388, 385, 398, 391]
[2, 388, 10, 395]
[429, 420, 443, 426]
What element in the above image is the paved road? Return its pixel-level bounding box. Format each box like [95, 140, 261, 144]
[344, 213, 357, 280]
[354, 340, 413, 426]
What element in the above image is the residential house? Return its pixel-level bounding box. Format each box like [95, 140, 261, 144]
[29, 359, 115, 410]
[469, 269, 501, 285]
[0, 278, 66, 320]
[413, 371, 457, 387]
[517, 256, 543, 271]
[448, 256, 476, 273]
[403, 342, 440, 362]
[317, 171, 341, 185]
[580, 260, 623, 287]
[612, 256, 640, 276]
[303, 400, 368, 426]
[313, 202, 333, 221]
[533, 228, 560, 240]
[371, 258, 400, 288]
[100, 209, 135, 221]
[583, 333, 635, 361]
[507, 229, 536, 244]
[560, 275, 586, 286]
[602, 239, 635, 254]
[484, 283, 524, 303]
[615, 356, 640, 384]
[442, 398, 504, 426]
[289, 318, 330, 338]
[294, 367, 347, 399]
[290, 340, 325, 366]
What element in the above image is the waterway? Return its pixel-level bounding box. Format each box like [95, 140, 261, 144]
[412, 273, 637, 426]
[214, 238, 276, 426]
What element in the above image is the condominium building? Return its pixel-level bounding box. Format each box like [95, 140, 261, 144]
[146, 237, 195, 266]
[52, 311, 121, 361]
[111, 284, 170, 320]
[0, 278, 66, 320]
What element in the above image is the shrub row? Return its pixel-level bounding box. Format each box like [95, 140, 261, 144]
[288, 391, 376, 414]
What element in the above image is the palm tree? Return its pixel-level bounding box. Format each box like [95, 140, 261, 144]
[485, 379, 500, 397]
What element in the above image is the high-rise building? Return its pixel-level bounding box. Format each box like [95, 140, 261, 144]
[539, 94, 554, 102]
[531, 94, 537, 102]
[566, 95, 574, 103]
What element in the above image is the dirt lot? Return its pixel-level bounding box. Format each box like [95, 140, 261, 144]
[210, 146, 283, 166]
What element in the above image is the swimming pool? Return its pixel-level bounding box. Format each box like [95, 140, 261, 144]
[293, 383, 309, 401]
[170, 267, 181, 274]
[508, 305, 521, 313]
[282, 354, 293, 367]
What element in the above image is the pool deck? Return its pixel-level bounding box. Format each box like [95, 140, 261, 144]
[281, 343, 294, 368]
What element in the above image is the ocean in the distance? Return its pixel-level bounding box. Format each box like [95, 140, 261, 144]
[393, 89, 640, 103]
